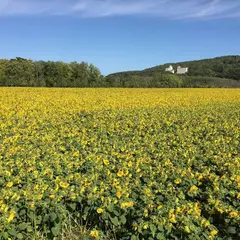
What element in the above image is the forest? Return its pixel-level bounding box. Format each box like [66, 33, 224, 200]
[107, 56, 240, 88]
[0, 57, 104, 88]
[0, 56, 240, 88]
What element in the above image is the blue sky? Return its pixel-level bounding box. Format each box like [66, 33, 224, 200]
[0, 0, 240, 75]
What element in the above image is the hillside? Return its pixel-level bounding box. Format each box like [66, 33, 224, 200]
[1, 56, 240, 88]
[106, 56, 240, 88]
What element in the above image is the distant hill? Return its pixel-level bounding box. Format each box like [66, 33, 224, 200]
[1, 56, 240, 88]
[106, 56, 240, 88]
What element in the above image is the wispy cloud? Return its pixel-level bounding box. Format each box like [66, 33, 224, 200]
[0, 0, 240, 19]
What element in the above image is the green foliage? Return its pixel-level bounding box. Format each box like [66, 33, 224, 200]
[1, 55, 240, 88]
[144, 55, 240, 80]
[182, 76, 240, 88]
[0, 58, 103, 88]
[108, 56, 240, 88]
[151, 73, 183, 88]
[0, 88, 239, 239]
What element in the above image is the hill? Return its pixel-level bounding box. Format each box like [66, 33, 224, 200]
[1, 56, 240, 88]
[106, 56, 240, 88]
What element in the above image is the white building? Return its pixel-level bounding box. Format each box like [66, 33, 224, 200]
[165, 65, 175, 74]
[177, 66, 188, 75]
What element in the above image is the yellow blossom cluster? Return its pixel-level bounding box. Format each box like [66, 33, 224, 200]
[0, 88, 239, 239]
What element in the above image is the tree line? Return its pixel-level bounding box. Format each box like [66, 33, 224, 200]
[107, 55, 240, 88]
[0, 57, 104, 87]
[0, 56, 240, 88]
[147, 55, 240, 80]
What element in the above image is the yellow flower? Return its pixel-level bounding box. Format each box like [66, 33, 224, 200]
[89, 230, 99, 238]
[37, 194, 43, 200]
[188, 185, 198, 193]
[116, 191, 121, 199]
[216, 207, 223, 214]
[103, 159, 109, 165]
[120, 202, 134, 208]
[198, 175, 203, 181]
[185, 226, 191, 233]
[7, 210, 16, 223]
[6, 182, 13, 188]
[97, 208, 103, 214]
[43, 168, 52, 175]
[30, 202, 35, 209]
[210, 230, 218, 236]
[176, 207, 181, 213]
[127, 161, 133, 167]
[143, 224, 148, 229]
[174, 178, 182, 184]
[144, 188, 152, 197]
[144, 209, 148, 217]
[73, 151, 79, 157]
[201, 219, 210, 228]
[229, 211, 238, 217]
[16, 195, 20, 201]
[59, 182, 69, 189]
[117, 169, 124, 177]
[80, 186, 85, 194]
[49, 194, 55, 199]
[170, 214, 177, 223]
[132, 222, 138, 230]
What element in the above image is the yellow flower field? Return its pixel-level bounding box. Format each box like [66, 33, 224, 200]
[0, 88, 240, 239]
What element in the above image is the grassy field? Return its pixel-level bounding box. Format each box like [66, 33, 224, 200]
[0, 88, 239, 239]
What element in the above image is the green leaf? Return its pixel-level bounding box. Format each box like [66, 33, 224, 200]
[2, 232, 9, 239]
[156, 233, 166, 240]
[101, 211, 109, 220]
[19, 209, 26, 216]
[8, 229, 18, 237]
[18, 223, 28, 230]
[84, 207, 90, 214]
[17, 233, 24, 239]
[83, 214, 88, 221]
[50, 212, 57, 222]
[69, 203, 76, 210]
[113, 210, 120, 216]
[150, 224, 157, 236]
[131, 235, 138, 240]
[51, 226, 60, 237]
[158, 225, 164, 232]
[28, 212, 35, 220]
[120, 215, 127, 224]
[110, 216, 119, 226]
[43, 214, 49, 222]
[27, 226, 33, 233]
[227, 227, 237, 234]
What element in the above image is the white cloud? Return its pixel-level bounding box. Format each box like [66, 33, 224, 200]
[0, 0, 240, 19]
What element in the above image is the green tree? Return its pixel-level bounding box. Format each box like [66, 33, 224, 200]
[55, 61, 70, 87]
[4, 58, 35, 86]
[34, 61, 46, 87]
[88, 64, 102, 87]
[69, 61, 89, 87]
[0, 60, 7, 86]
[151, 73, 182, 88]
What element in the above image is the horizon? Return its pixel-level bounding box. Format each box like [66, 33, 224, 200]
[1, 54, 239, 76]
[0, 0, 240, 75]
